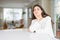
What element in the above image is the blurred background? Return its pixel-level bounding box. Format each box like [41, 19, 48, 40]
[0, 0, 60, 38]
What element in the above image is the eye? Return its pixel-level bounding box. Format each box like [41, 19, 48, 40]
[37, 8, 40, 10]
[33, 9, 36, 12]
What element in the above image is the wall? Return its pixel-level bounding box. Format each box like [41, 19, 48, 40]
[0, 7, 3, 29]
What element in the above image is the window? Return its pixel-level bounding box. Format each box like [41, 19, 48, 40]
[3, 8, 23, 21]
[55, 0, 60, 31]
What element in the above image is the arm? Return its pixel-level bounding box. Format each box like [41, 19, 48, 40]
[28, 20, 34, 32]
[45, 16, 55, 39]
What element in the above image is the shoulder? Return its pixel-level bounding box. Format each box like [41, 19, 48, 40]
[43, 16, 51, 22]
[45, 16, 51, 20]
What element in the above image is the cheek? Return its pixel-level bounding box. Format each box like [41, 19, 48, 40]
[39, 10, 42, 13]
[33, 11, 35, 14]
[33, 10, 42, 16]
[33, 12, 36, 16]
[33, 12, 39, 16]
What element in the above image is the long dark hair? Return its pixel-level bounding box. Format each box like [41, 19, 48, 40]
[32, 4, 49, 19]
[32, 4, 54, 27]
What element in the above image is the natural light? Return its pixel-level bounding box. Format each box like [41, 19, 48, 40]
[3, 8, 23, 21]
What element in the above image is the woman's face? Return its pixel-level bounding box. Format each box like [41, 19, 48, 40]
[33, 6, 42, 19]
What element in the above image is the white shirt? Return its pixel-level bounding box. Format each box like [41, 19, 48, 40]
[29, 16, 57, 40]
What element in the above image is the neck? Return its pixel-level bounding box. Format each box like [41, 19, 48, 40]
[37, 16, 43, 21]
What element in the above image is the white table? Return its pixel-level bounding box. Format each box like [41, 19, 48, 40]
[0, 29, 30, 40]
[0, 29, 59, 40]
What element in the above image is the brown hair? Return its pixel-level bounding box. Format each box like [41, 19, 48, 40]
[32, 4, 49, 19]
[32, 4, 54, 27]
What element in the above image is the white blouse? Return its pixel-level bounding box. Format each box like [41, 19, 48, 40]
[29, 16, 56, 40]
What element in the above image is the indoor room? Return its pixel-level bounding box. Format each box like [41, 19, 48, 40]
[0, 0, 60, 40]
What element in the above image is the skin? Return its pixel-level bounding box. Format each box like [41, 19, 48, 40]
[33, 6, 43, 21]
[28, 6, 44, 32]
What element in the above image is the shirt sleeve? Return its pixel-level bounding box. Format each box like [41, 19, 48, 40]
[45, 16, 55, 39]
[29, 20, 35, 32]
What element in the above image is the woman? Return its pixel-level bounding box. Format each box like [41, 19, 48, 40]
[28, 4, 58, 40]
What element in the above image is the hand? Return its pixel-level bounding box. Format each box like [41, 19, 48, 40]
[28, 29, 31, 32]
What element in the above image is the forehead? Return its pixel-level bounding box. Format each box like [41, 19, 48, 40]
[34, 6, 40, 9]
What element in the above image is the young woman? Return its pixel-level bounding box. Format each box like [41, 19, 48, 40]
[29, 4, 58, 40]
